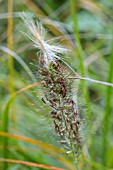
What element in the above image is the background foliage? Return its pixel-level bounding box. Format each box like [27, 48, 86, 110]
[0, 0, 113, 169]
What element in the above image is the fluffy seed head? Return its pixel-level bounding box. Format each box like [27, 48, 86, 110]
[22, 15, 69, 68]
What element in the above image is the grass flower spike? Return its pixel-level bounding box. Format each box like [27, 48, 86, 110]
[23, 16, 83, 166]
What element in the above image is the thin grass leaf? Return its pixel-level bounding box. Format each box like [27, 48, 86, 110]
[7, 0, 14, 94]
[0, 45, 36, 82]
[69, 0, 90, 108]
[102, 33, 113, 166]
[3, 2, 14, 168]
[0, 158, 65, 170]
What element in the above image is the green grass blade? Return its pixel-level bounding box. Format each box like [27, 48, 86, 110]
[1, 82, 43, 170]
[69, 0, 90, 101]
[102, 34, 113, 166]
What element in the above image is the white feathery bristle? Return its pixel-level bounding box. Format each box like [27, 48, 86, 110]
[22, 15, 69, 68]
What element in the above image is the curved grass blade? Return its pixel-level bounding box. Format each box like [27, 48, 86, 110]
[0, 45, 36, 82]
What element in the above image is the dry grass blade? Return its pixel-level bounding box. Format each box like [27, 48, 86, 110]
[8, 0, 14, 94]
[0, 132, 64, 154]
[0, 132, 75, 170]
[0, 158, 65, 170]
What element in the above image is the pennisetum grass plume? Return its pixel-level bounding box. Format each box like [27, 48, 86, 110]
[22, 15, 85, 168]
[22, 16, 69, 68]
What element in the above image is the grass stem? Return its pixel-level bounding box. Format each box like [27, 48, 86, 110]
[69, 0, 90, 111]
[2, 0, 14, 169]
[102, 32, 113, 166]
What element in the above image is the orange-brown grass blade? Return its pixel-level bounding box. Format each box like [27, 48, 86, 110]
[0, 158, 65, 170]
[0, 132, 63, 154]
[0, 132, 75, 170]
[8, 0, 14, 94]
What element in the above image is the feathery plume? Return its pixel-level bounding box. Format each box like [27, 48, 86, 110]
[22, 15, 69, 67]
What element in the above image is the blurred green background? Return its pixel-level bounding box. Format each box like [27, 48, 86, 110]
[0, 0, 113, 169]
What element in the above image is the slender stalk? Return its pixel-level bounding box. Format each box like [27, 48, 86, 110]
[3, 1, 14, 169]
[69, 0, 91, 116]
[7, 0, 15, 131]
[69, 3, 92, 166]
[69, 76, 113, 87]
[69, 0, 85, 76]
[8, 0, 14, 94]
[102, 33, 113, 166]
